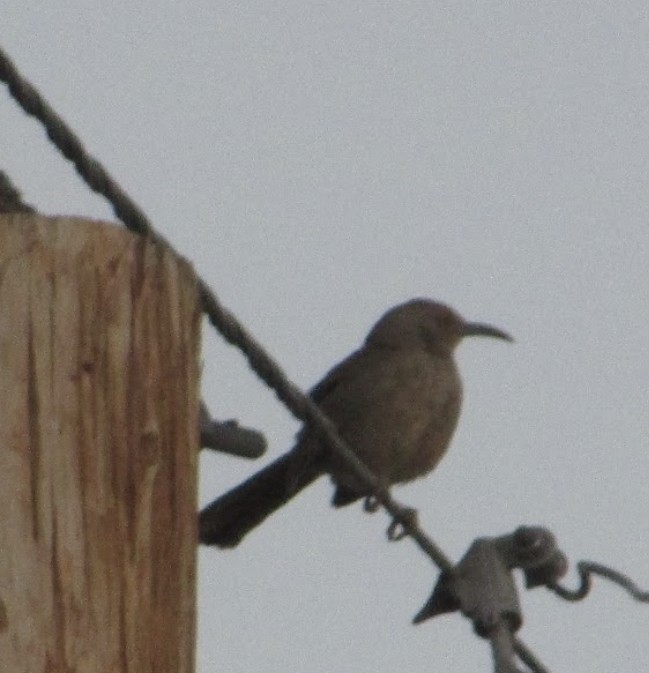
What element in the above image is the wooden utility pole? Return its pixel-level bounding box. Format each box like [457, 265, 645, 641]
[0, 214, 201, 672]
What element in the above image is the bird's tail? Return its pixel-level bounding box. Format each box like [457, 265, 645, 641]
[199, 449, 324, 548]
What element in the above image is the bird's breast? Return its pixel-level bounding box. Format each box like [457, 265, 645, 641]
[324, 348, 463, 487]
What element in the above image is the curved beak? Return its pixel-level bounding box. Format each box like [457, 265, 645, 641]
[462, 322, 513, 343]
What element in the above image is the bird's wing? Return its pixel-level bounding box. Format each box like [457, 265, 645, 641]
[308, 347, 374, 404]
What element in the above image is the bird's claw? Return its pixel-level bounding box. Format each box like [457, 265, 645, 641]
[387, 506, 418, 541]
[363, 495, 380, 512]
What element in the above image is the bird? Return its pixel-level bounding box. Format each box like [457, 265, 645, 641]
[199, 298, 512, 548]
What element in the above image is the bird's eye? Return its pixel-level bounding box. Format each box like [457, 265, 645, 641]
[436, 311, 453, 330]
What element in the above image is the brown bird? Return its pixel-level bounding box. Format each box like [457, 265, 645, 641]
[199, 299, 512, 548]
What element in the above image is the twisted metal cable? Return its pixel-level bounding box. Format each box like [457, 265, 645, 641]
[0, 48, 154, 238]
[0, 44, 452, 572]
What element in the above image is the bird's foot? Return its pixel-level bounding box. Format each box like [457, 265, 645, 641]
[387, 506, 419, 541]
[363, 495, 381, 512]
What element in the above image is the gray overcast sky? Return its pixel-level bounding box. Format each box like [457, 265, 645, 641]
[3, 2, 648, 671]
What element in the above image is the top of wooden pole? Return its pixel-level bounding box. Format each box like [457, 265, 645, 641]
[0, 214, 201, 673]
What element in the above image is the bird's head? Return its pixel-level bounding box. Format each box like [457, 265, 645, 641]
[365, 298, 513, 354]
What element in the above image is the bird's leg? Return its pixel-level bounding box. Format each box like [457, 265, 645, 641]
[363, 475, 391, 512]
